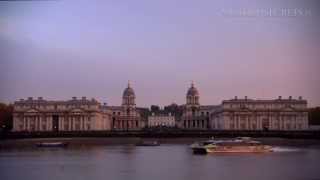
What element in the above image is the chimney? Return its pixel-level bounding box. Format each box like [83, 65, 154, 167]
[278, 96, 282, 100]
[72, 97, 77, 100]
[234, 96, 238, 100]
[289, 96, 292, 100]
[245, 96, 247, 100]
[299, 96, 302, 100]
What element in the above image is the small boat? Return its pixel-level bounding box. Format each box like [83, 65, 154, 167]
[190, 137, 273, 154]
[36, 142, 68, 148]
[136, 140, 160, 146]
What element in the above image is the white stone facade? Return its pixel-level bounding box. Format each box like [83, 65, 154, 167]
[106, 82, 144, 130]
[106, 106, 142, 130]
[180, 83, 217, 129]
[211, 96, 309, 131]
[12, 83, 145, 132]
[148, 113, 175, 127]
[12, 97, 111, 132]
[12, 82, 309, 132]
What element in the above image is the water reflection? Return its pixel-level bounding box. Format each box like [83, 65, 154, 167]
[0, 145, 320, 180]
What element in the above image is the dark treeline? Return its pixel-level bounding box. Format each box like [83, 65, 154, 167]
[0, 103, 13, 131]
[309, 107, 320, 125]
[149, 103, 183, 118]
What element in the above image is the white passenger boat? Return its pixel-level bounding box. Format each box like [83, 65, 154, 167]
[190, 137, 273, 154]
[136, 140, 160, 146]
[36, 142, 68, 148]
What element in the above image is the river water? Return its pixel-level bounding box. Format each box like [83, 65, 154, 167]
[0, 142, 320, 180]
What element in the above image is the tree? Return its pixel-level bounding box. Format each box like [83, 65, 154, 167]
[0, 103, 13, 131]
[164, 103, 183, 117]
[309, 107, 320, 125]
[150, 105, 160, 112]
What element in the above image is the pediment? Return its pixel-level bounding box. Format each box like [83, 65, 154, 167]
[25, 108, 40, 113]
[280, 106, 296, 111]
[69, 108, 85, 113]
[239, 106, 252, 112]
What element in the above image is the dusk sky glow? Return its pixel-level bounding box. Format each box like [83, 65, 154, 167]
[0, 0, 319, 107]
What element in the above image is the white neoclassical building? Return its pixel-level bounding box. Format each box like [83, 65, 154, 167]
[11, 82, 310, 132]
[12, 97, 111, 132]
[211, 96, 309, 131]
[103, 82, 145, 130]
[180, 83, 218, 129]
[12, 83, 146, 132]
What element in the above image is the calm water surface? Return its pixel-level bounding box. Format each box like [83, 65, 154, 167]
[1, 144, 320, 180]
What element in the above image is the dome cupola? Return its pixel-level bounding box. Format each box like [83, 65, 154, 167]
[187, 82, 199, 96]
[186, 82, 200, 106]
[122, 81, 136, 107]
[123, 82, 135, 97]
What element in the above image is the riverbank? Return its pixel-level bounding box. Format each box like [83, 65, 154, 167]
[1, 136, 320, 150]
[1, 130, 320, 139]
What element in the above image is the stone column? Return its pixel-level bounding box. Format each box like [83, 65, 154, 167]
[37, 116, 41, 131]
[47, 116, 51, 131]
[33, 116, 36, 131]
[35, 116, 38, 131]
[62, 115, 69, 131]
[67, 116, 70, 131]
[69, 116, 72, 131]
[24, 117, 27, 131]
[256, 116, 260, 130]
[269, 115, 272, 130]
[80, 116, 82, 131]
[39, 116, 42, 131]
[23, 117, 26, 131]
[47, 116, 50, 131]
[43, 116, 46, 131]
[72, 116, 75, 131]
[58, 116, 62, 131]
[246, 116, 249, 130]
[26, 117, 29, 131]
[84, 116, 87, 131]
[82, 115, 85, 131]
[236, 115, 239, 130]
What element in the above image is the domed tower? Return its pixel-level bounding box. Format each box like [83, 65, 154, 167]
[122, 81, 136, 108]
[186, 82, 200, 107]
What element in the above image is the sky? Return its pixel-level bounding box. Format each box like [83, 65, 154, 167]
[0, 0, 319, 107]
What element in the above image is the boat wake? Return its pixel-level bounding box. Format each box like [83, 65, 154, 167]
[271, 147, 301, 152]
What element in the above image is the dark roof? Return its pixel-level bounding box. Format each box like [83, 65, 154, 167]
[123, 83, 135, 97]
[223, 98, 307, 104]
[199, 105, 220, 110]
[186, 83, 199, 96]
[14, 97, 100, 106]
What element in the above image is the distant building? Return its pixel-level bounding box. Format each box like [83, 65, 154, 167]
[180, 83, 218, 129]
[12, 97, 111, 132]
[12, 83, 146, 132]
[211, 96, 309, 130]
[103, 82, 144, 130]
[148, 112, 175, 127]
[12, 82, 310, 132]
